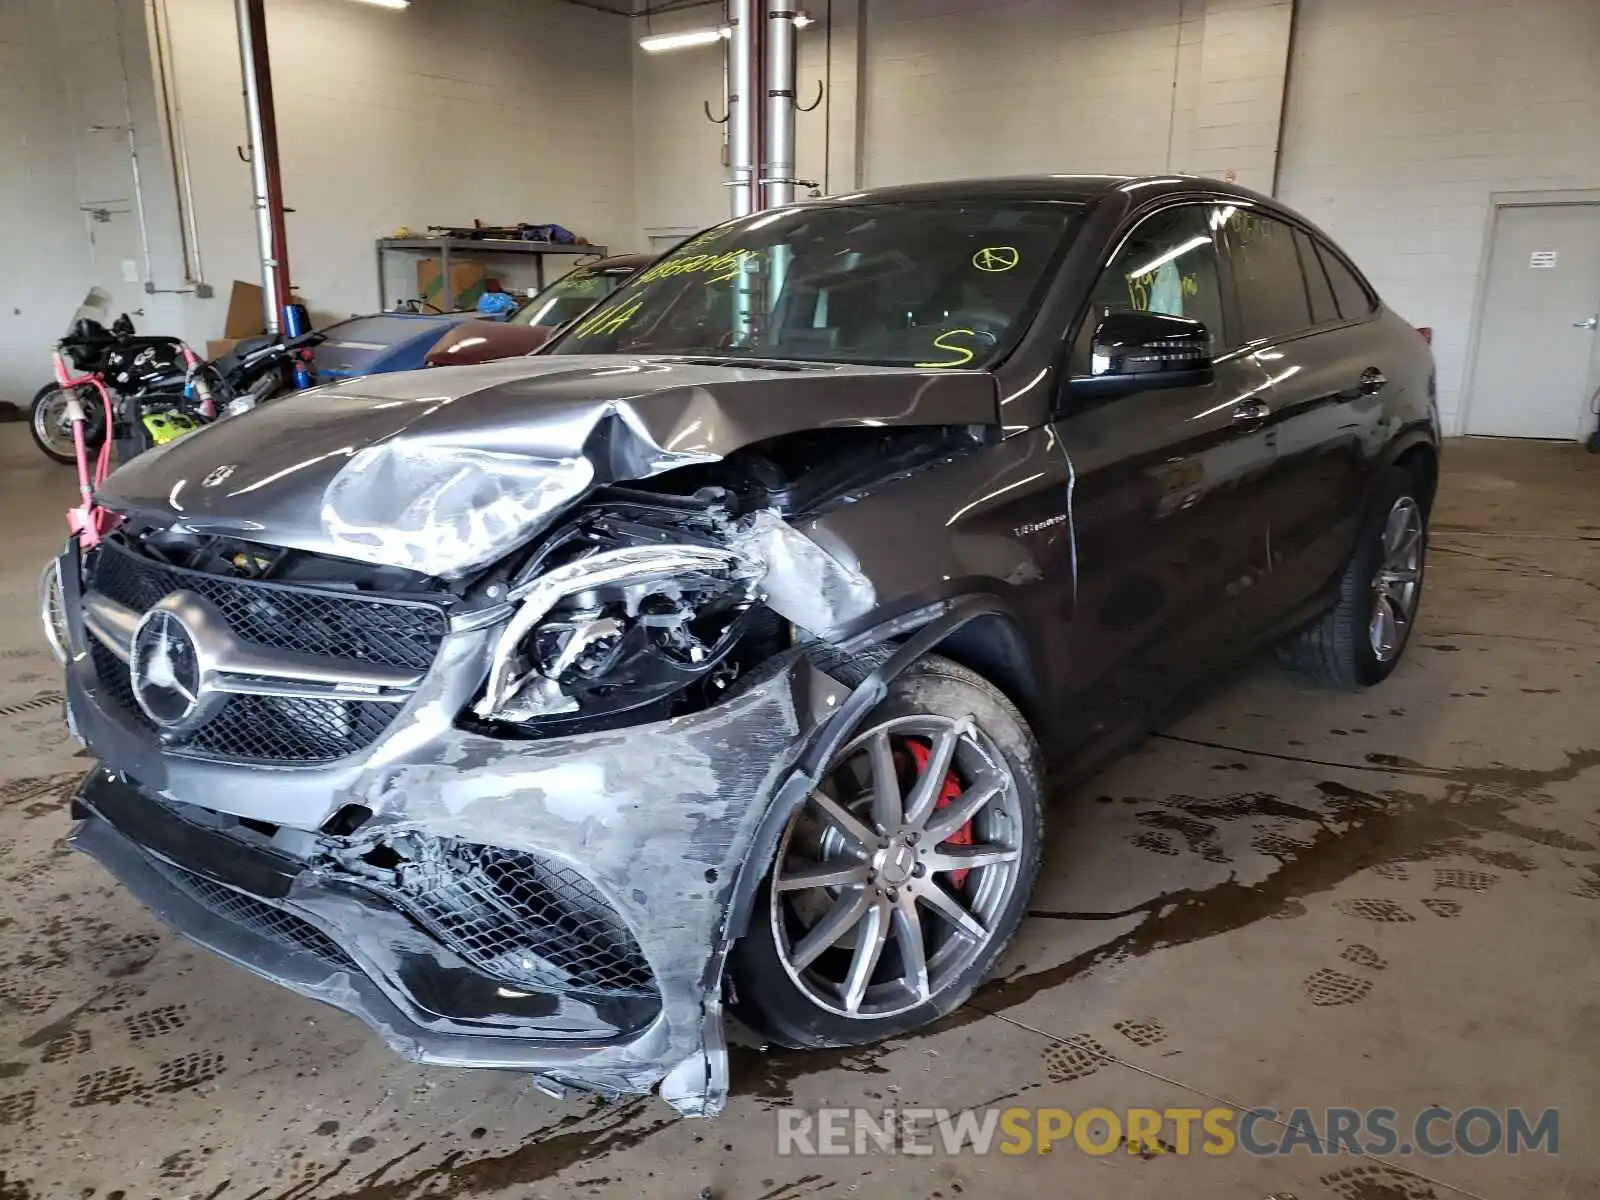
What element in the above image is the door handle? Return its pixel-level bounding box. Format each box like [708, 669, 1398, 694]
[1231, 398, 1270, 428]
[1576, 316, 1599, 330]
[1359, 367, 1388, 395]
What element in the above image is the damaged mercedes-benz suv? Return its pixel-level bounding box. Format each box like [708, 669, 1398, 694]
[46, 177, 1438, 1116]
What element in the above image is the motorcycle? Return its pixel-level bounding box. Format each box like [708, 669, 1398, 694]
[36, 297, 322, 548]
[30, 300, 322, 465]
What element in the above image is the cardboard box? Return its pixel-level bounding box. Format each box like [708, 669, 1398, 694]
[417, 259, 489, 312]
[208, 280, 307, 362]
[223, 280, 268, 338]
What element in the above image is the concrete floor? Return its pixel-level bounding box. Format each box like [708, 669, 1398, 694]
[1, 429, 1598, 1199]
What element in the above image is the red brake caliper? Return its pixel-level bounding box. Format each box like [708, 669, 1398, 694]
[906, 739, 973, 890]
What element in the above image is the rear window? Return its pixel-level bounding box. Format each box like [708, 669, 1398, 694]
[1222, 211, 1312, 343]
[1316, 241, 1377, 320]
[1293, 228, 1340, 326]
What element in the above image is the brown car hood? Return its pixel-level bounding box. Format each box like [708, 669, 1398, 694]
[424, 318, 555, 367]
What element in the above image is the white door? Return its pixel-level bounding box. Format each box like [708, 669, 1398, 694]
[1466, 205, 1600, 440]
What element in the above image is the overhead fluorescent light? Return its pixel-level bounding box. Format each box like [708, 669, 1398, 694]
[640, 27, 729, 53]
[347, 0, 410, 8]
[640, 11, 811, 53]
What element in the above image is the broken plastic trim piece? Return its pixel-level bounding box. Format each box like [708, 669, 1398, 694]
[725, 510, 877, 640]
[476, 543, 749, 718]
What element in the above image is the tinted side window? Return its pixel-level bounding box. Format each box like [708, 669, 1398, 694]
[1223, 211, 1311, 342]
[1083, 205, 1227, 359]
[1316, 240, 1377, 320]
[1294, 228, 1339, 326]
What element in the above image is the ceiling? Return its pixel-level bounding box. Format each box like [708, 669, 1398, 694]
[552, 0, 723, 16]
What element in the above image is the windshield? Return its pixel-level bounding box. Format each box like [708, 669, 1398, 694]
[515, 266, 625, 328]
[545, 200, 1080, 367]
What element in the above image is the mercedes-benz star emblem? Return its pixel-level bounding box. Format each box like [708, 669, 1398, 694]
[130, 608, 208, 731]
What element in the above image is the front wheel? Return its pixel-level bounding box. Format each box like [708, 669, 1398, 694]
[729, 656, 1044, 1048]
[30, 383, 103, 465]
[1282, 465, 1428, 688]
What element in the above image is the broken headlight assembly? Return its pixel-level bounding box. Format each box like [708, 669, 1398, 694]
[472, 541, 773, 729]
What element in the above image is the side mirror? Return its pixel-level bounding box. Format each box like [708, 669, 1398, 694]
[1074, 311, 1213, 399]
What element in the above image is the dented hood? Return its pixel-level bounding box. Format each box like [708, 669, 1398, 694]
[97, 354, 998, 578]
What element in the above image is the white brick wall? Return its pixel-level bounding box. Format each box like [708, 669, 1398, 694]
[8, 0, 1597, 434]
[1276, 0, 1600, 431]
[630, 0, 1294, 228]
[630, 0, 1600, 433]
[630, 5, 859, 247]
[162, 0, 635, 330]
[0, 0, 177, 405]
[0, 0, 637, 403]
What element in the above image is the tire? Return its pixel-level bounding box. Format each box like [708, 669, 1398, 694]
[729, 654, 1045, 1049]
[1281, 465, 1427, 688]
[29, 383, 103, 465]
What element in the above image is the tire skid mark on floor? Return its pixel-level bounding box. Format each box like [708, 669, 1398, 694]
[0, 692, 62, 721]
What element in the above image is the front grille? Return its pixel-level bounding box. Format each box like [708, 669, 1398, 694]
[84, 537, 448, 764]
[88, 640, 396, 765]
[375, 842, 656, 999]
[91, 537, 446, 672]
[158, 859, 356, 970]
[90, 641, 148, 728]
[184, 694, 394, 764]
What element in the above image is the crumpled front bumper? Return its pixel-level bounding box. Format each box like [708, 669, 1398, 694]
[61, 541, 851, 1114]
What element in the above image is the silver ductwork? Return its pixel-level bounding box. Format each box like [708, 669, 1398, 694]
[726, 0, 758, 219]
[761, 2, 799, 210]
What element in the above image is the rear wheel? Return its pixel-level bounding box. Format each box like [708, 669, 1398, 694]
[1282, 465, 1427, 688]
[729, 656, 1043, 1048]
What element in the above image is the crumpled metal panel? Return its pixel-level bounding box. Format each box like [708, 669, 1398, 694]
[94, 356, 998, 578]
[69, 630, 849, 1116]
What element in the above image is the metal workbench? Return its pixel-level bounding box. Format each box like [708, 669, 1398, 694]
[375, 237, 609, 311]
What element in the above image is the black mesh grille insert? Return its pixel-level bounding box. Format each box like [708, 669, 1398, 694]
[184, 694, 395, 764]
[84, 538, 446, 764]
[91, 538, 447, 671]
[159, 859, 356, 970]
[380, 842, 655, 999]
[89, 641, 149, 729]
[88, 639, 395, 765]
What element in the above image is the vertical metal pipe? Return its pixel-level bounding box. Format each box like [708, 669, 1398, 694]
[110, 19, 154, 286]
[726, 0, 757, 219]
[762, 1, 798, 210]
[852, 0, 868, 190]
[151, 0, 205, 285]
[235, 0, 291, 333]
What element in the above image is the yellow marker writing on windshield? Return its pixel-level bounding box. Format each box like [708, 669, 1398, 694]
[916, 329, 979, 368]
[573, 297, 641, 339]
[973, 246, 1020, 272]
[638, 248, 759, 285]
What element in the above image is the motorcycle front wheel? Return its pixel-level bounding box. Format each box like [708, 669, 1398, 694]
[29, 383, 105, 465]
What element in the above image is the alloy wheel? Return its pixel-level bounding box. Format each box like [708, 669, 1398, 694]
[1369, 495, 1424, 662]
[33, 388, 79, 460]
[769, 714, 1025, 1019]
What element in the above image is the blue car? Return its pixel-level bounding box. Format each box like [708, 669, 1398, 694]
[307, 312, 474, 382]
